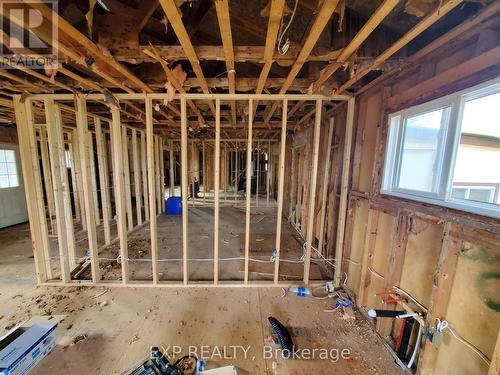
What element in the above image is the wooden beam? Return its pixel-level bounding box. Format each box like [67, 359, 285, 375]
[303, 100, 322, 284]
[146, 98, 159, 284]
[291, 0, 399, 116]
[264, 0, 340, 123]
[334, 97, 355, 286]
[215, 0, 237, 124]
[253, 0, 286, 114]
[244, 99, 253, 284]
[159, 0, 216, 116]
[169, 140, 175, 197]
[75, 96, 100, 282]
[273, 99, 287, 284]
[335, 0, 464, 93]
[214, 99, 221, 284]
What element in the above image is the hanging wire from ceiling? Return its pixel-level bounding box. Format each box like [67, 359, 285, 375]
[277, 0, 299, 55]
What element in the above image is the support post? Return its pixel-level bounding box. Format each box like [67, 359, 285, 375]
[214, 99, 220, 284]
[256, 141, 260, 207]
[244, 99, 253, 284]
[202, 140, 206, 206]
[273, 99, 287, 284]
[38, 127, 56, 235]
[75, 96, 100, 282]
[334, 97, 355, 286]
[160, 138, 165, 212]
[146, 98, 158, 283]
[303, 99, 322, 284]
[266, 140, 271, 207]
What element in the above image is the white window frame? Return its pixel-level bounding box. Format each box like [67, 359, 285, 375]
[0, 147, 21, 189]
[382, 76, 500, 219]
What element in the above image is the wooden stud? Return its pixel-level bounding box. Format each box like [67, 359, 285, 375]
[38, 127, 56, 235]
[67, 140, 80, 225]
[146, 98, 159, 284]
[44, 99, 71, 282]
[181, 97, 189, 284]
[244, 99, 254, 284]
[358, 209, 380, 305]
[13, 97, 49, 283]
[303, 100, 322, 284]
[132, 129, 143, 225]
[110, 108, 129, 283]
[334, 97, 355, 286]
[256, 141, 260, 207]
[95, 118, 112, 244]
[75, 96, 100, 282]
[202, 140, 206, 205]
[169, 140, 175, 198]
[122, 128, 134, 230]
[141, 131, 150, 221]
[273, 99, 288, 284]
[214, 99, 221, 284]
[317, 117, 335, 257]
[88, 133, 100, 226]
[160, 138, 165, 212]
[72, 129, 86, 229]
[418, 222, 461, 374]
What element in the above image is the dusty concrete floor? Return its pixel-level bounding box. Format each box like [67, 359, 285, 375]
[0, 223, 403, 375]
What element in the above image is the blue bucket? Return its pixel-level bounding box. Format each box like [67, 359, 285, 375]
[166, 197, 182, 215]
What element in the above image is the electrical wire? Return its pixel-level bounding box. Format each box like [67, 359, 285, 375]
[393, 285, 428, 311]
[277, 0, 298, 55]
[436, 319, 491, 366]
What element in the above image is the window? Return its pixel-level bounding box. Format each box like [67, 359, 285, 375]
[382, 78, 500, 219]
[0, 149, 20, 188]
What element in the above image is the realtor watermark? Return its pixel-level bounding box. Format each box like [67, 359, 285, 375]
[0, 0, 58, 69]
[159, 345, 351, 363]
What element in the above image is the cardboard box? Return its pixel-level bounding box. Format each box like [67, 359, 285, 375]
[0, 323, 56, 375]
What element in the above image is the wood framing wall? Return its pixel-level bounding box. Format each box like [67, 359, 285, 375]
[13, 93, 349, 288]
[340, 12, 500, 375]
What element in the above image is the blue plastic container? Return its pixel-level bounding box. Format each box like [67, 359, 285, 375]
[166, 197, 182, 215]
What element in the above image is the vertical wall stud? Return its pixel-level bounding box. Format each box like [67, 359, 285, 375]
[75, 96, 100, 282]
[141, 131, 150, 221]
[202, 140, 206, 206]
[181, 96, 189, 285]
[303, 99, 322, 284]
[334, 97, 355, 286]
[132, 129, 143, 225]
[111, 108, 129, 283]
[13, 97, 49, 283]
[274, 99, 287, 284]
[95, 118, 112, 244]
[160, 138, 165, 212]
[244, 99, 253, 284]
[267, 140, 271, 207]
[122, 128, 134, 230]
[88, 133, 100, 226]
[38, 128, 56, 235]
[169, 140, 175, 197]
[146, 98, 158, 283]
[317, 117, 335, 257]
[214, 99, 221, 284]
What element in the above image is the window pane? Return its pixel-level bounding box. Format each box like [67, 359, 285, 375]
[451, 188, 467, 199]
[398, 109, 445, 192]
[0, 150, 5, 162]
[0, 162, 7, 175]
[6, 162, 17, 175]
[0, 175, 9, 188]
[452, 92, 500, 206]
[8, 174, 19, 187]
[5, 150, 15, 163]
